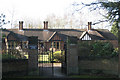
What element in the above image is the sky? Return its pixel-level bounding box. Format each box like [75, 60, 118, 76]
[0, 0, 75, 20]
[0, 0, 115, 29]
[0, 0, 73, 28]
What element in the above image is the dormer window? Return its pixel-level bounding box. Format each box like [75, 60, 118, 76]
[82, 34, 91, 40]
[80, 31, 92, 40]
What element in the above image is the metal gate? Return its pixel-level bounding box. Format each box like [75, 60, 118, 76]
[38, 46, 66, 77]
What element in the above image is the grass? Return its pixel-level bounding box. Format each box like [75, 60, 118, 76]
[24, 54, 28, 59]
[38, 55, 49, 61]
[54, 50, 62, 54]
[24, 54, 49, 62]
[69, 74, 117, 78]
[24, 50, 63, 62]
[14, 76, 50, 79]
[5, 74, 116, 79]
[70, 75, 106, 78]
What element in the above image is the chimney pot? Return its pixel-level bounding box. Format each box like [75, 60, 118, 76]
[46, 21, 48, 29]
[88, 22, 92, 30]
[43, 21, 48, 29]
[43, 21, 46, 29]
[19, 21, 23, 30]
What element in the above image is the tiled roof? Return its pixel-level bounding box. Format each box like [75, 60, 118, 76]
[2, 28, 117, 41]
[96, 29, 117, 40]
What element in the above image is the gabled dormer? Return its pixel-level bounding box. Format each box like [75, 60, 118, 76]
[7, 32, 19, 41]
[80, 31, 92, 40]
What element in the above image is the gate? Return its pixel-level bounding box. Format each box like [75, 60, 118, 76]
[38, 48, 54, 76]
[38, 44, 67, 77]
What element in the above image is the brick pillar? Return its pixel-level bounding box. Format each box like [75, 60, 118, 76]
[28, 49, 39, 75]
[67, 44, 78, 75]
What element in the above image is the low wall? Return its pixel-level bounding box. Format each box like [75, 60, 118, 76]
[78, 57, 118, 75]
[2, 59, 28, 73]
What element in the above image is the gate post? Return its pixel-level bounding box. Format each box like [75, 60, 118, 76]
[28, 50, 39, 75]
[67, 44, 78, 75]
[28, 36, 39, 75]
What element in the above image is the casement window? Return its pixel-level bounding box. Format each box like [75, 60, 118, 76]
[57, 42, 60, 49]
[8, 41, 17, 49]
[54, 42, 56, 48]
[51, 42, 53, 48]
[51, 41, 60, 49]
[8, 42, 11, 48]
[11, 41, 14, 48]
[14, 42, 17, 48]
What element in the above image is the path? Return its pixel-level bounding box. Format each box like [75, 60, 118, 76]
[38, 63, 66, 77]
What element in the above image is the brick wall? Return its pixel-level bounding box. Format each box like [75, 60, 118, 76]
[2, 59, 28, 73]
[78, 58, 118, 75]
[67, 44, 118, 76]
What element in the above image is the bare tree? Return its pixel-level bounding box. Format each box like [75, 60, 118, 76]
[71, 0, 120, 28]
[8, 6, 17, 29]
[22, 16, 42, 29]
[45, 13, 77, 29]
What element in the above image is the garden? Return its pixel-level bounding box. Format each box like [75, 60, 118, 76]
[78, 41, 118, 58]
[18, 50, 64, 63]
[2, 48, 65, 65]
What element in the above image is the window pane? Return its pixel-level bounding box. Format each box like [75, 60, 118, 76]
[14, 42, 16, 48]
[57, 42, 59, 49]
[41, 43, 43, 47]
[54, 42, 56, 48]
[51, 42, 52, 48]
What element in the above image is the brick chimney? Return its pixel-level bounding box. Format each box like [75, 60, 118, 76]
[19, 21, 23, 30]
[46, 21, 48, 29]
[43, 21, 46, 29]
[43, 21, 48, 29]
[88, 22, 92, 30]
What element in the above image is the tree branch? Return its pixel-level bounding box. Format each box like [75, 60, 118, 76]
[92, 20, 109, 25]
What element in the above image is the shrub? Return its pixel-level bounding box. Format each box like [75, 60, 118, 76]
[90, 42, 114, 57]
[2, 53, 17, 59]
[111, 48, 118, 57]
[78, 41, 117, 57]
[48, 50, 65, 62]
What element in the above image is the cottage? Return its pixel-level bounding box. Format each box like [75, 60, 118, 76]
[2, 21, 118, 54]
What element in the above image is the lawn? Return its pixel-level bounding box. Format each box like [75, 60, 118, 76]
[24, 50, 63, 63]
[24, 54, 49, 62]
[70, 74, 118, 78]
[38, 55, 49, 63]
[70, 75, 106, 78]
[6, 74, 117, 79]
